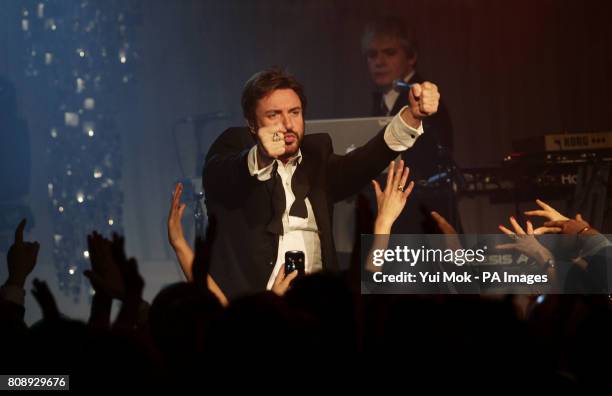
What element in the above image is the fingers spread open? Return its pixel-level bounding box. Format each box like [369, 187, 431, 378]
[393, 160, 405, 187]
[543, 220, 565, 227]
[509, 216, 525, 234]
[533, 226, 562, 235]
[524, 210, 549, 219]
[403, 180, 415, 198]
[372, 180, 383, 201]
[536, 199, 553, 211]
[385, 160, 395, 192]
[398, 165, 409, 191]
[498, 224, 515, 235]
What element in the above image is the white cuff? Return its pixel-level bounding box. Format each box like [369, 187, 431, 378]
[384, 106, 425, 152]
[247, 146, 275, 181]
[0, 284, 26, 306]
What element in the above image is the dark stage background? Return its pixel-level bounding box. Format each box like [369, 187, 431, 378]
[0, 0, 610, 323]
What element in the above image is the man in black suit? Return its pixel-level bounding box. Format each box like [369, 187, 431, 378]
[202, 68, 440, 299]
[362, 17, 461, 233]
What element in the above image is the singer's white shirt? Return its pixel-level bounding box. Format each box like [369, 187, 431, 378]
[247, 108, 424, 290]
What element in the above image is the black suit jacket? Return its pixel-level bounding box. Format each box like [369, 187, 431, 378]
[203, 126, 399, 299]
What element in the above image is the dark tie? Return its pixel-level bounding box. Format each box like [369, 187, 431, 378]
[289, 160, 309, 219]
[266, 160, 309, 236]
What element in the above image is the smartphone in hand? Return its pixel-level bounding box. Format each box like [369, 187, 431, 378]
[285, 250, 305, 278]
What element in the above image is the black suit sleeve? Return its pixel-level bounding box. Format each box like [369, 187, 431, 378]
[203, 128, 259, 205]
[326, 127, 399, 203]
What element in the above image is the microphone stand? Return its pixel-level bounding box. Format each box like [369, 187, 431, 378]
[171, 112, 229, 243]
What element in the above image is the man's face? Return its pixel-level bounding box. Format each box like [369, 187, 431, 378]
[254, 88, 304, 160]
[365, 35, 416, 89]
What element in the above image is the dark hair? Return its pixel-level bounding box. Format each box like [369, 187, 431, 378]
[241, 67, 307, 128]
[361, 17, 418, 60]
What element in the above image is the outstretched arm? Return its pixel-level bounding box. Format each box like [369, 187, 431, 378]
[167, 183, 228, 306]
[328, 82, 439, 202]
[1, 219, 39, 308]
[168, 183, 195, 280]
[202, 128, 257, 203]
[365, 161, 414, 273]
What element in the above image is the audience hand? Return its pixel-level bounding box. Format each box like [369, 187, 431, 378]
[271, 265, 298, 296]
[430, 211, 463, 250]
[167, 183, 199, 282]
[168, 183, 189, 249]
[6, 219, 40, 288]
[543, 214, 598, 235]
[497, 217, 554, 268]
[84, 232, 125, 299]
[372, 159, 414, 234]
[31, 278, 60, 320]
[112, 234, 144, 301]
[524, 199, 568, 234]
